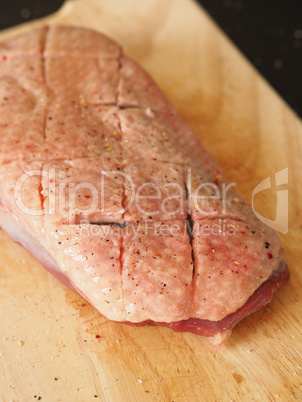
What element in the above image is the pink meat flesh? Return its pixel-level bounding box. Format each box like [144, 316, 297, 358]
[122, 261, 289, 337]
[0, 25, 289, 347]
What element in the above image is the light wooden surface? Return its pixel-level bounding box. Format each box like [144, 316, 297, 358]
[0, 0, 301, 400]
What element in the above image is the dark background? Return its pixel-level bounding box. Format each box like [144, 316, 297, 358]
[0, 0, 301, 117]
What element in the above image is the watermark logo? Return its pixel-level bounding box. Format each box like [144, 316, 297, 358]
[78, 219, 238, 240]
[252, 167, 288, 234]
[12, 166, 289, 235]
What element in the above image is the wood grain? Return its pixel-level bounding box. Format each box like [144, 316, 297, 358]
[0, 0, 301, 400]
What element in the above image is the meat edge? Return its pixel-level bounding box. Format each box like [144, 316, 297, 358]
[120, 260, 289, 349]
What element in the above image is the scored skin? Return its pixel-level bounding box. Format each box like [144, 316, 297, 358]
[45, 224, 125, 321]
[41, 157, 124, 225]
[0, 160, 43, 233]
[191, 219, 282, 320]
[122, 221, 193, 322]
[44, 104, 122, 160]
[0, 26, 286, 329]
[46, 57, 120, 105]
[0, 27, 46, 58]
[123, 160, 187, 222]
[119, 108, 185, 164]
[0, 58, 44, 82]
[0, 56, 48, 164]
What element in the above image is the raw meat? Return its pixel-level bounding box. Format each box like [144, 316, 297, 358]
[0, 25, 289, 348]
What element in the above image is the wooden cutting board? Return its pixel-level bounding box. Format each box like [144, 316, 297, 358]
[0, 0, 301, 400]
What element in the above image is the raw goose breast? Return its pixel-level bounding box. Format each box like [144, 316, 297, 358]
[0, 26, 289, 348]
